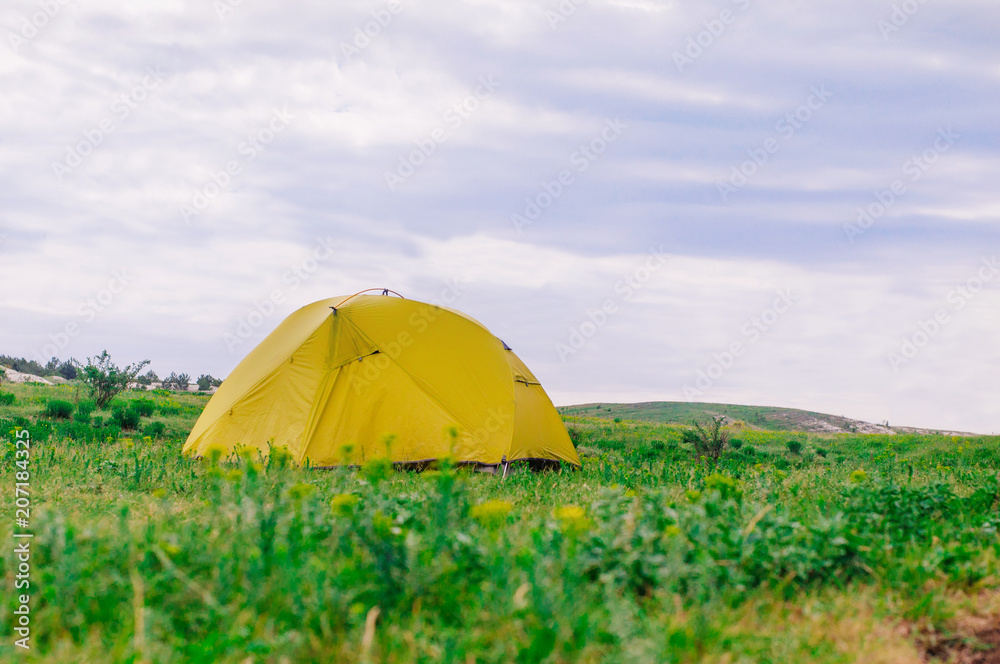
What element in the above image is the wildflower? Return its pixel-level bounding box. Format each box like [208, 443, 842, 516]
[236, 446, 259, 463]
[554, 505, 591, 535]
[287, 482, 317, 502]
[686, 490, 702, 503]
[850, 469, 867, 484]
[372, 511, 402, 537]
[363, 457, 393, 485]
[470, 500, 513, 528]
[704, 473, 742, 501]
[936, 464, 951, 473]
[268, 444, 293, 468]
[204, 443, 228, 465]
[664, 524, 682, 537]
[331, 493, 360, 516]
[225, 469, 243, 483]
[151, 488, 167, 499]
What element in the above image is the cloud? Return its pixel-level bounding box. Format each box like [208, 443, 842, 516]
[1, 0, 998, 433]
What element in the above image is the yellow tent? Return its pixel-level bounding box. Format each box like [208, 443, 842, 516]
[182, 292, 580, 469]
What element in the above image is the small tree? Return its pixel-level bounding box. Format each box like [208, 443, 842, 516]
[196, 374, 214, 391]
[80, 351, 150, 409]
[58, 360, 78, 380]
[682, 416, 730, 462]
[136, 370, 158, 386]
[163, 372, 191, 391]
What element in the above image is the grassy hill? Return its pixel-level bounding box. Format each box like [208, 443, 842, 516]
[558, 401, 966, 435]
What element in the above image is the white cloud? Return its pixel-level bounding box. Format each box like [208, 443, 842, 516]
[1, 0, 998, 433]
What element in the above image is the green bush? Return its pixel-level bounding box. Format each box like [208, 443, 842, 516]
[143, 421, 166, 439]
[786, 440, 803, 455]
[729, 438, 743, 449]
[44, 400, 75, 419]
[815, 447, 828, 458]
[0, 392, 15, 406]
[112, 406, 141, 430]
[74, 400, 96, 423]
[131, 398, 156, 418]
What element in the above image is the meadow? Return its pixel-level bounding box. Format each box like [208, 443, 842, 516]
[1, 382, 998, 663]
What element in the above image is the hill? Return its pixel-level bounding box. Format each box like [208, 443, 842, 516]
[558, 401, 977, 436]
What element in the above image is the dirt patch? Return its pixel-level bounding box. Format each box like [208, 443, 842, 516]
[919, 618, 1000, 663]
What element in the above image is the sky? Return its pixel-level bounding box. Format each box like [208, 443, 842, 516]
[1, 0, 998, 433]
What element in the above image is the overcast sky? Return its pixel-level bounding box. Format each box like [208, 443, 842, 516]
[2, 0, 998, 433]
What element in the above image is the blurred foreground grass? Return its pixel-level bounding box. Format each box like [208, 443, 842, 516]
[0, 382, 998, 663]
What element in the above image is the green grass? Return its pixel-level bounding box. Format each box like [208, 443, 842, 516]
[0, 383, 998, 663]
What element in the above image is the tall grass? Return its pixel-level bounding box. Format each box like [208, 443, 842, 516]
[0, 384, 997, 662]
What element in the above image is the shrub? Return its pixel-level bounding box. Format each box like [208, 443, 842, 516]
[682, 416, 729, 462]
[162, 372, 191, 391]
[743, 445, 756, 456]
[143, 421, 166, 439]
[729, 438, 743, 450]
[45, 400, 75, 419]
[0, 392, 15, 406]
[703, 473, 742, 501]
[815, 447, 828, 458]
[196, 374, 222, 391]
[112, 406, 141, 430]
[131, 399, 156, 418]
[786, 440, 803, 455]
[81, 351, 150, 408]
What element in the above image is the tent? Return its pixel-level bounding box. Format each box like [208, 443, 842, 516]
[182, 291, 581, 469]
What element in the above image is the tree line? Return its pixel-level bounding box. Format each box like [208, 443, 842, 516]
[0, 353, 222, 393]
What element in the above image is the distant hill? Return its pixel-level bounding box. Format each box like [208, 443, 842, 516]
[558, 401, 977, 436]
